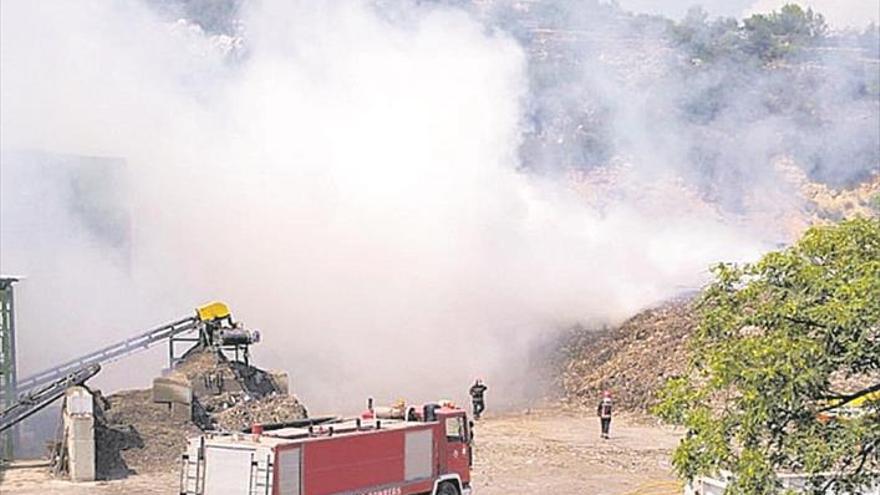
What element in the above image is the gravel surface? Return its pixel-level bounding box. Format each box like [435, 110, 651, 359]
[473, 409, 682, 495]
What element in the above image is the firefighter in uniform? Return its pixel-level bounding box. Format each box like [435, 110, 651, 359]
[469, 378, 488, 420]
[597, 390, 613, 439]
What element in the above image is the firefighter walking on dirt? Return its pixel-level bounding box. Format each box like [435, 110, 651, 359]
[597, 390, 613, 439]
[469, 378, 488, 420]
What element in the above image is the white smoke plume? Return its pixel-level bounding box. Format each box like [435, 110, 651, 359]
[2, 0, 783, 412]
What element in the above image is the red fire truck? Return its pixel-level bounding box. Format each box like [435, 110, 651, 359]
[179, 403, 473, 495]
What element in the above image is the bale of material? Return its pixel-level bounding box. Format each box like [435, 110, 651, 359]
[152, 374, 193, 405]
[269, 370, 290, 395]
[173, 351, 244, 397]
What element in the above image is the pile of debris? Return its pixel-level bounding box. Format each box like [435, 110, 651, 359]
[95, 389, 200, 477]
[93, 350, 307, 476]
[213, 394, 308, 431]
[558, 296, 696, 412]
[167, 349, 303, 428]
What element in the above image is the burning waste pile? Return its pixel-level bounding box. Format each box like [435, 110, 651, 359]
[558, 297, 697, 412]
[166, 349, 307, 431]
[72, 349, 307, 478]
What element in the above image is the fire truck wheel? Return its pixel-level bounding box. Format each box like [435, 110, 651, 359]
[436, 481, 460, 495]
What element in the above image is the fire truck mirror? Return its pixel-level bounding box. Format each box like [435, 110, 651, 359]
[423, 403, 440, 422]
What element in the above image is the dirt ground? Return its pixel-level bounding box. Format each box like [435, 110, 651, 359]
[0, 460, 178, 495]
[473, 409, 682, 495]
[0, 409, 683, 495]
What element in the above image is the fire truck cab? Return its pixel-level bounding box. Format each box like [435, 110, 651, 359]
[180, 404, 473, 495]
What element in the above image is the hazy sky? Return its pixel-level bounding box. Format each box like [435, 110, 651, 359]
[618, 0, 880, 28]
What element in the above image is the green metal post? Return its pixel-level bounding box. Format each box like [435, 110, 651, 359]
[0, 277, 19, 462]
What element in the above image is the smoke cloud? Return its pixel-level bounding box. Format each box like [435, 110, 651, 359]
[4, 0, 865, 413]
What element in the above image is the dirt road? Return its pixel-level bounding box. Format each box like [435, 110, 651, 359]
[473, 409, 682, 494]
[1, 409, 682, 494]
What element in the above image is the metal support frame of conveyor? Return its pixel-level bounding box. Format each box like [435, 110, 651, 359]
[1, 300, 255, 454]
[169, 333, 201, 368]
[0, 277, 20, 461]
[14, 316, 200, 393]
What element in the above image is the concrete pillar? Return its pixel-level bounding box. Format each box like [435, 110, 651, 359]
[63, 386, 95, 482]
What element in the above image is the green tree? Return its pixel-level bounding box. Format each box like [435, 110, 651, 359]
[743, 4, 827, 61]
[669, 7, 745, 64]
[655, 218, 880, 494]
[668, 4, 828, 65]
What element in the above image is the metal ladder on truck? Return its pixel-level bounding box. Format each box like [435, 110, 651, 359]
[178, 447, 274, 495]
[179, 443, 205, 495]
[0, 302, 234, 433]
[250, 452, 274, 495]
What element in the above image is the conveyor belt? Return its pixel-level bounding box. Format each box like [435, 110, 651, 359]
[11, 315, 199, 394]
[0, 364, 101, 432]
[0, 302, 233, 433]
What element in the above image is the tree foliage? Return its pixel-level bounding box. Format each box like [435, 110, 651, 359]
[655, 218, 880, 494]
[743, 4, 827, 61]
[670, 3, 827, 63]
